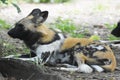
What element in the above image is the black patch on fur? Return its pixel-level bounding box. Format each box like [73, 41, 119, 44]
[8, 23, 28, 40]
[30, 10, 48, 25]
[60, 48, 78, 66]
[29, 8, 41, 17]
[111, 21, 120, 37]
[8, 23, 42, 50]
[41, 52, 50, 63]
[85, 58, 109, 65]
[23, 31, 41, 49]
[73, 43, 107, 57]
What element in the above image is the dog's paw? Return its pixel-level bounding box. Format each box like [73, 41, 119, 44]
[78, 64, 93, 73]
[91, 65, 104, 72]
[57, 67, 78, 72]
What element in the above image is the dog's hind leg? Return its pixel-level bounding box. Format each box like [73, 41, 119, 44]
[58, 53, 93, 73]
[74, 53, 93, 73]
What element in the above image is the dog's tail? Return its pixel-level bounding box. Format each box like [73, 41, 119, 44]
[100, 46, 116, 72]
[86, 45, 116, 72]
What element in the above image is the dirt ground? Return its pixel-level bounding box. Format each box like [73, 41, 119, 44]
[0, 0, 120, 80]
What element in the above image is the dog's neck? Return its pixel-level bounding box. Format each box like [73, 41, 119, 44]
[23, 25, 65, 50]
[23, 31, 41, 49]
[36, 25, 61, 44]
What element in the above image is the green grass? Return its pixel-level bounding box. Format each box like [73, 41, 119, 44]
[105, 23, 117, 30]
[108, 35, 120, 41]
[52, 17, 87, 38]
[94, 3, 107, 12]
[0, 19, 11, 29]
[0, 39, 30, 57]
[55, 17, 76, 33]
[90, 35, 100, 41]
[104, 23, 120, 40]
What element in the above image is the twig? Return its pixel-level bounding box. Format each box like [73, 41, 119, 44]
[100, 40, 120, 44]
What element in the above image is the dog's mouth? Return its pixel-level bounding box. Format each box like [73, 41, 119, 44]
[8, 31, 24, 40]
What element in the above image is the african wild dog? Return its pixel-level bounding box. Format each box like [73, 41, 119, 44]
[111, 21, 120, 37]
[7, 8, 116, 73]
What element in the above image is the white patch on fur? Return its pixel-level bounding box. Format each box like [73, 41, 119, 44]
[4, 55, 40, 64]
[36, 33, 65, 62]
[58, 67, 78, 72]
[57, 64, 77, 68]
[18, 56, 39, 61]
[58, 64, 93, 73]
[78, 64, 93, 73]
[92, 65, 104, 72]
[4, 54, 21, 58]
[61, 53, 70, 62]
[90, 45, 104, 50]
[4, 55, 15, 58]
[96, 46, 104, 50]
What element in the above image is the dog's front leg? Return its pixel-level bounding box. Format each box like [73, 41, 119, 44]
[74, 53, 93, 73]
[56, 63, 77, 68]
[19, 51, 36, 58]
[18, 56, 39, 62]
[4, 51, 36, 58]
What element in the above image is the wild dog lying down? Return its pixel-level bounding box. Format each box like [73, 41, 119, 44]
[111, 21, 120, 37]
[7, 8, 116, 73]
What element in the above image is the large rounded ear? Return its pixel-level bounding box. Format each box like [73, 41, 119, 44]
[27, 9, 48, 26]
[28, 8, 41, 17]
[40, 11, 48, 23]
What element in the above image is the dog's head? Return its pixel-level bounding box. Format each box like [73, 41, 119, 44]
[8, 8, 48, 40]
[111, 21, 120, 37]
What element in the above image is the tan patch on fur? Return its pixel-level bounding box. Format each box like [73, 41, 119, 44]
[93, 46, 116, 71]
[19, 18, 35, 31]
[37, 25, 55, 43]
[18, 17, 55, 43]
[61, 37, 93, 51]
[27, 15, 34, 19]
[74, 53, 99, 65]
[74, 53, 86, 64]
[74, 45, 116, 71]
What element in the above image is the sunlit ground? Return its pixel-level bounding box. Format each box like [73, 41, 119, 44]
[0, 0, 120, 26]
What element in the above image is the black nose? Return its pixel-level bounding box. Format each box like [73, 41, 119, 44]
[8, 30, 12, 36]
[7, 29, 16, 38]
